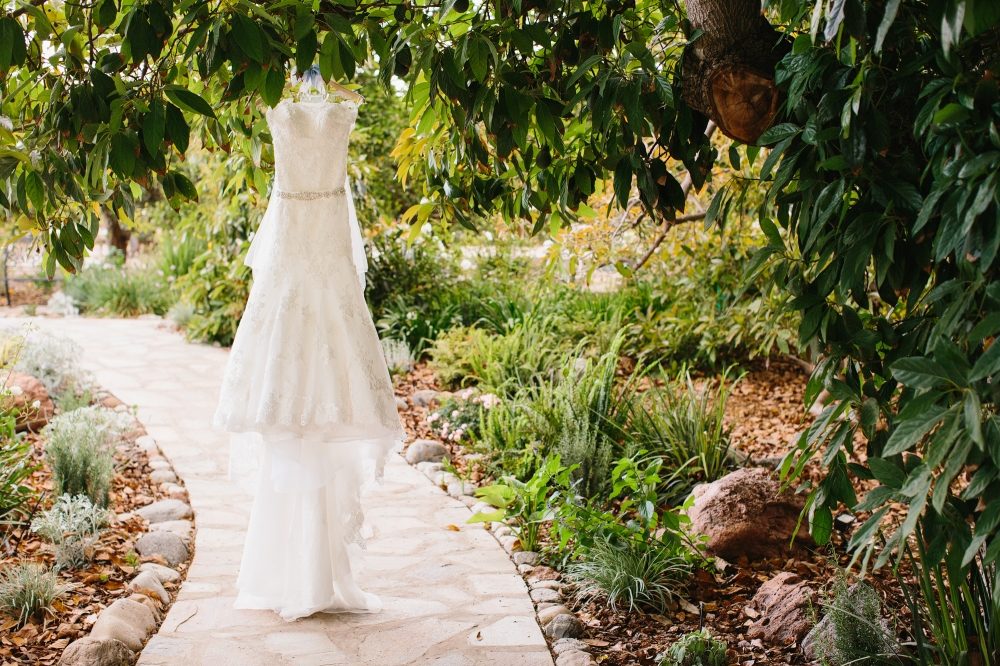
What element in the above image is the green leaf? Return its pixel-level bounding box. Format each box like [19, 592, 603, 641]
[164, 103, 190, 154]
[96, 0, 118, 28]
[296, 29, 318, 74]
[759, 217, 784, 249]
[468, 37, 488, 82]
[890, 356, 954, 389]
[757, 123, 800, 146]
[164, 86, 217, 119]
[143, 99, 165, 156]
[319, 32, 340, 81]
[566, 55, 601, 87]
[848, 506, 891, 550]
[613, 160, 632, 208]
[25, 171, 45, 213]
[262, 68, 285, 107]
[934, 103, 970, 125]
[171, 171, 198, 201]
[868, 457, 905, 489]
[467, 509, 505, 524]
[971, 339, 1000, 381]
[883, 406, 947, 456]
[109, 133, 136, 178]
[231, 13, 263, 63]
[811, 505, 833, 545]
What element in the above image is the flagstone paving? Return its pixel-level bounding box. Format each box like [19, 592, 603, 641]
[27, 316, 553, 666]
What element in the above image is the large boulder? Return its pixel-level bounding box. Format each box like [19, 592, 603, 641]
[747, 572, 816, 646]
[1, 371, 54, 432]
[688, 467, 813, 560]
[58, 637, 135, 666]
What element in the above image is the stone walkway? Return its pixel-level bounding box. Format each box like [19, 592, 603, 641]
[29, 317, 553, 666]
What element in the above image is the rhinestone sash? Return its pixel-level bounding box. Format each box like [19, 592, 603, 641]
[276, 187, 347, 201]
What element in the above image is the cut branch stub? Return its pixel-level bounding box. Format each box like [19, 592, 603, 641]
[681, 0, 788, 145]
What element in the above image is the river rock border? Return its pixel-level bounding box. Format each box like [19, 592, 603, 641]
[59, 390, 195, 666]
[402, 391, 596, 666]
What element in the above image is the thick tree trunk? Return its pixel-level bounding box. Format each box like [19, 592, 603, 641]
[682, 0, 787, 145]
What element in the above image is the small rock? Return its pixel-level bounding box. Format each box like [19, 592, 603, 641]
[553, 638, 591, 655]
[127, 594, 161, 621]
[89, 598, 156, 651]
[58, 637, 135, 666]
[149, 469, 177, 484]
[136, 530, 189, 567]
[138, 562, 180, 584]
[395, 396, 409, 411]
[1, 371, 55, 432]
[538, 605, 574, 627]
[148, 460, 171, 470]
[500, 535, 521, 553]
[492, 525, 512, 538]
[555, 649, 594, 666]
[135, 499, 192, 524]
[406, 439, 450, 464]
[128, 570, 169, 604]
[688, 468, 814, 560]
[416, 461, 444, 475]
[545, 614, 585, 639]
[101, 395, 124, 408]
[411, 390, 441, 408]
[528, 566, 560, 582]
[747, 572, 816, 645]
[135, 435, 158, 453]
[517, 564, 535, 575]
[149, 519, 192, 541]
[513, 551, 541, 566]
[470, 502, 493, 515]
[435, 471, 461, 487]
[530, 588, 562, 604]
[535, 602, 559, 611]
[531, 580, 564, 590]
[458, 495, 477, 508]
[114, 404, 129, 413]
[163, 484, 188, 500]
[447, 481, 476, 497]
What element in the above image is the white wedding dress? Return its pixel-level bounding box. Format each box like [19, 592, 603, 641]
[214, 98, 405, 622]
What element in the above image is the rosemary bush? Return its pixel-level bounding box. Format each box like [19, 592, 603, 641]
[43, 406, 132, 506]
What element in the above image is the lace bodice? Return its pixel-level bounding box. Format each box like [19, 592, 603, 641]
[267, 99, 358, 192]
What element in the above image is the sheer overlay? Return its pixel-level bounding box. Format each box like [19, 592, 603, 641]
[214, 98, 404, 621]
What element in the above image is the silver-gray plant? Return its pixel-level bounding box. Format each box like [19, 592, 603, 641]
[1, 325, 89, 394]
[43, 406, 133, 505]
[32, 494, 114, 568]
[0, 561, 70, 626]
[381, 337, 415, 374]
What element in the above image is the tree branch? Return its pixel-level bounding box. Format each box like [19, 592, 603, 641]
[633, 121, 717, 271]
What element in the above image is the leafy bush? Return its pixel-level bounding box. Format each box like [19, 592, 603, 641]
[1, 327, 87, 394]
[64, 255, 172, 317]
[0, 562, 69, 627]
[177, 242, 253, 347]
[564, 455, 695, 613]
[365, 227, 456, 322]
[658, 630, 728, 666]
[468, 456, 569, 552]
[54, 381, 94, 412]
[31, 494, 113, 568]
[43, 406, 132, 506]
[427, 389, 500, 445]
[378, 295, 462, 358]
[428, 326, 493, 390]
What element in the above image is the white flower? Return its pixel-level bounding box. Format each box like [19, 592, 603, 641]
[421, 223, 432, 235]
[31, 400, 41, 408]
[459, 388, 474, 400]
[485, 231, 494, 242]
[0, 116, 12, 131]
[9, 386, 23, 396]
[460, 259, 473, 271]
[426, 413, 440, 424]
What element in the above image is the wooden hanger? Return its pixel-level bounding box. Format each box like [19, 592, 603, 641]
[295, 65, 365, 105]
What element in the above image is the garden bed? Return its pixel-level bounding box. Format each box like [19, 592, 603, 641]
[0, 378, 193, 665]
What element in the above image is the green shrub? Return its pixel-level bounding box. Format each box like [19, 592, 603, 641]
[632, 368, 739, 501]
[365, 228, 456, 321]
[177, 242, 252, 347]
[428, 326, 492, 390]
[564, 455, 694, 612]
[0, 562, 69, 627]
[659, 630, 728, 666]
[378, 295, 462, 358]
[64, 259, 173, 317]
[31, 494, 113, 568]
[54, 381, 93, 412]
[43, 406, 131, 506]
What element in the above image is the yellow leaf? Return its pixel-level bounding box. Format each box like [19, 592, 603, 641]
[16, 215, 33, 231]
[117, 208, 133, 227]
[400, 204, 423, 226]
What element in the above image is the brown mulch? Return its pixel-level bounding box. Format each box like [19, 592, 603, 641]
[394, 357, 912, 666]
[0, 402, 187, 665]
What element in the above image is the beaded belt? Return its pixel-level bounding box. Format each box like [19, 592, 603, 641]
[276, 187, 347, 201]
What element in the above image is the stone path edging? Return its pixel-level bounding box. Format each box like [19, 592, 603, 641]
[31, 316, 554, 666]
